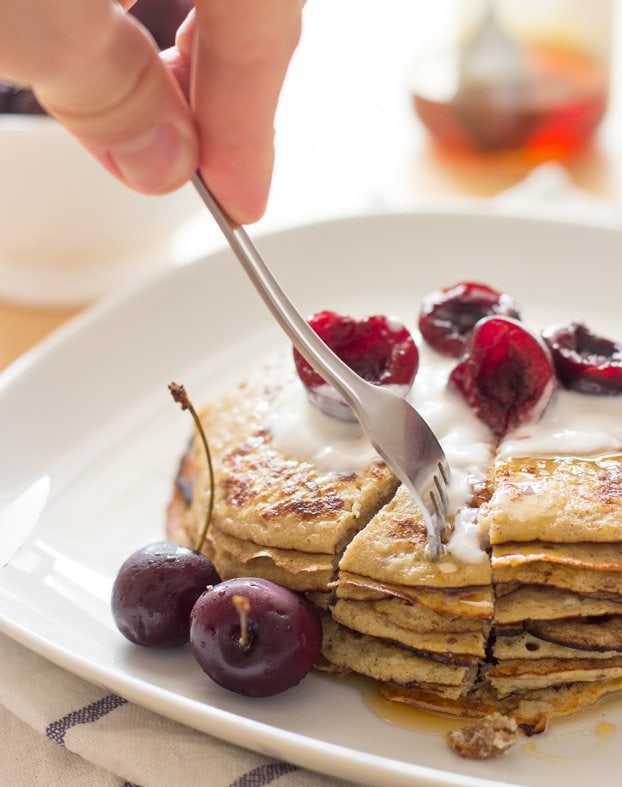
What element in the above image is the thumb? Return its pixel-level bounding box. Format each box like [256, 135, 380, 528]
[34, 6, 198, 194]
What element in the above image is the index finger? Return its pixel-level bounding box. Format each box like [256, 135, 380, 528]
[186, 0, 304, 224]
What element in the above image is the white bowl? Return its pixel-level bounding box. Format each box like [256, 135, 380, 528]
[0, 114, 202, 305]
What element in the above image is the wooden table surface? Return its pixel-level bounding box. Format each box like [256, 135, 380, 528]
[2, 0, 622, 371]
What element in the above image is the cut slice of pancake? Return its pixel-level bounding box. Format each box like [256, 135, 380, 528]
[324, 485, 492, 695]
[338, 485, 492, 590]
[167, 356, 399, 592]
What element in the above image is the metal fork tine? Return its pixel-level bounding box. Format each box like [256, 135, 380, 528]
[434, 471, 450, 510]
[430, 488, 442, 518]
[438, 460, 450, 486]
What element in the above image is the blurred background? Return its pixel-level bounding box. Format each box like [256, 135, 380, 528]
[0, 0, 620, 362]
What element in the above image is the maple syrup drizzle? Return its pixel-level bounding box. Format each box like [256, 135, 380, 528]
[321, 672, 619, 763]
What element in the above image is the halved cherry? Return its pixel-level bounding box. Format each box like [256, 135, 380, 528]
[293, 311, 419, 420]
[542, 322, 622, 395]
[419, 281, 521, 357]
[450, 316, 556, 437]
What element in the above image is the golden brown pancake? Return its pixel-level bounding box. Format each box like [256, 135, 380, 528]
[494, 585, 622, 624]
[339, 485, 491, 590]
[480, 454, 622, 545]
[494, 631, 621, 661]
[168, 356, 398, 591]
[319, 615, 478, 698]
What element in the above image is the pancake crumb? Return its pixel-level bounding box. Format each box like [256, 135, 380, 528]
[447, 712, 518, 759]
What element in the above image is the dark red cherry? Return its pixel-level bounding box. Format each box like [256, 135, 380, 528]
[111, 541, 221, 647]
[542, 322, 622, 395]
[293, 311, 418, 419]
[450, 316, 556, 437]
[419, 281, 521, 357]
[189, 577, 323, 697]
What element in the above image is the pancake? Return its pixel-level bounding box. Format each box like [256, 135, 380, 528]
[492, 541, 622, 572]
[331, 598, 487, 657]
[168, 356, 398, 591]
[487, 656, 622, 697]
[494, 586, 622, 624]
[494, 631, 621, 661]
[338, 485, 491, 590]
[526, 615, 622, 652]
[481, 454, 622, 545]
[336, 572, 493, 618]
[319, 615, 478, 699]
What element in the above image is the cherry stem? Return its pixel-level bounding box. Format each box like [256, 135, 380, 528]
[232, 594, 251, 648]
[169, 382, 215, 554]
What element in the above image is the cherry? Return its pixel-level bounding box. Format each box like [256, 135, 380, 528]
[111, 541, 220, 647]
[111, 382, 220, 647]
[293, 311, 418, 419]
[542, 322, 622, 395]
[189, 577, 322, 697]
[419, 281, 521, 357]
[450, 316, 557, 437]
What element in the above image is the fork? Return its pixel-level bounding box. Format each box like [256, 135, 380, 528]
[192, 174, 450, 560]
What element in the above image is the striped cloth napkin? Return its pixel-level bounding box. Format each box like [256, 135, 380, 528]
[0, 630, 359, 787]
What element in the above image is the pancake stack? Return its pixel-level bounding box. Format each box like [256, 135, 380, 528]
[481, 453, 622, 713]
[167, 358, 622, 732]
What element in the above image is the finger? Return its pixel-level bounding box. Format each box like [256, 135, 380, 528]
[0, 1, 198, 194]
[186, 0, 304, 223]
[159, 9, 196, 101]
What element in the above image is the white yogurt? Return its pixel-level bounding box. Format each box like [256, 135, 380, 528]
[263, 342, 622, 565]
[499, 388, 622, 458]
[264, 382, 378, 473]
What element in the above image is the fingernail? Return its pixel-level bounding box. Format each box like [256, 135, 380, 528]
[109, 123, 197, 192]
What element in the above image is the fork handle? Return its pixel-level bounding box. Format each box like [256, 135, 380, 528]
[192, 174, 368, 411]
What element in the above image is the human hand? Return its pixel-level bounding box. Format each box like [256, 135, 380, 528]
[0, 0, 304, 223]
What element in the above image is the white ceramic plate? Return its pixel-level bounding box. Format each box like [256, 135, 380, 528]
[1, 211, 621, 787]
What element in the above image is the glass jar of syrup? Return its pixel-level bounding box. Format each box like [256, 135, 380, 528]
[410, 0, 614, 162]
